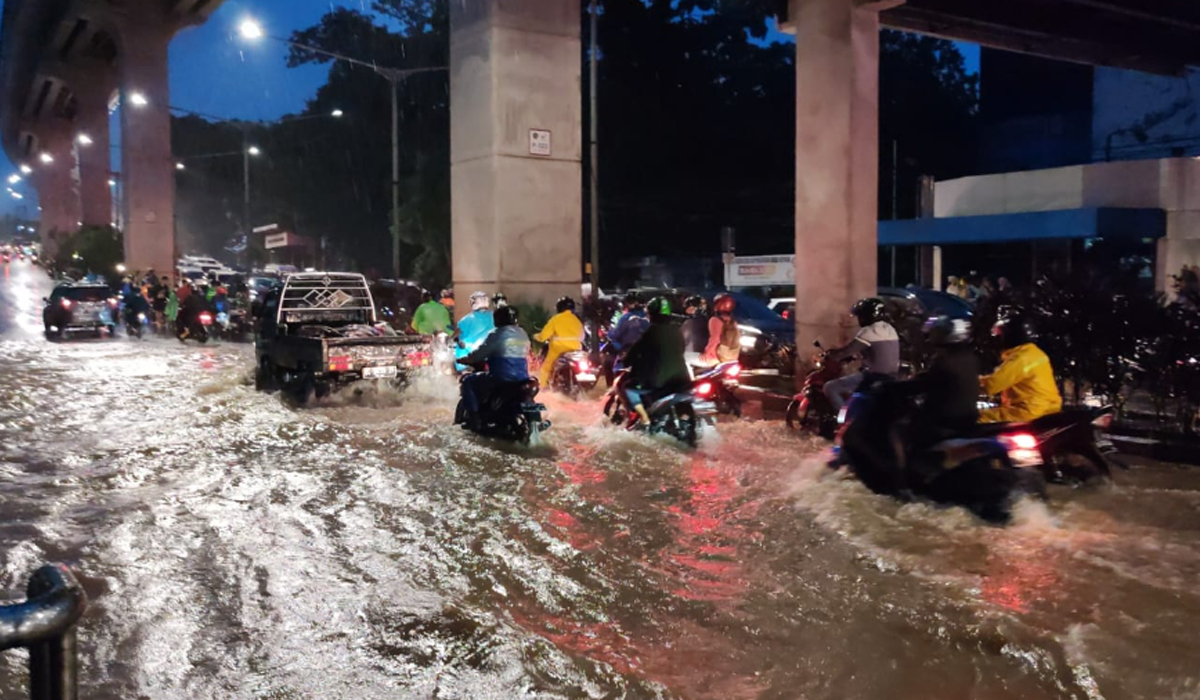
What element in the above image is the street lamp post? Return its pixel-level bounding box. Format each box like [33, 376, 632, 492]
[239, 18, 447, 280]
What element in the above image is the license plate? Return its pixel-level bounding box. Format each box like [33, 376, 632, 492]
[363, 365, 398, 379]
[575, 372, 596, 382]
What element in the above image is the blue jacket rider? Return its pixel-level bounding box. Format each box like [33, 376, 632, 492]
[609, 292, 649, 353]
[460, 305, 530, 420]
[455, 291, 496, 371]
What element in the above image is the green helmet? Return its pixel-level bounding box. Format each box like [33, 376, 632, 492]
[647, 296, 671, 322]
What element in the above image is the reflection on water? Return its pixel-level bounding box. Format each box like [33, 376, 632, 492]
[1, 262, 1199, 699]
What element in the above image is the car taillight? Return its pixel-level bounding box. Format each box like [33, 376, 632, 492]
[696, 381, 713, 397]
[329, 355, 351, 372]
[60, 298, 71, 309]
[726, 364, 742, 379]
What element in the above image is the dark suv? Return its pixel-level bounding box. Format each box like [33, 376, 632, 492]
[43, 283, 117, 339]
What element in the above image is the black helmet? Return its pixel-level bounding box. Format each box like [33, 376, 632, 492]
[923, 315, 971, 346]
[622, 291, 643, 310]
[684, 295, 704, 312]
[494, 305, 519, 327]
[421, 290, 434, 303]
[556, 296, 576, 313]
[647, 296, 672, 323]
[851, 297, 886, 327]
[492, 292, 508, 308]
[992, 308, 1037, 349]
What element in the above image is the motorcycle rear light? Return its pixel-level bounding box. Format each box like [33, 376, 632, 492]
[574, 359, 590, 372]
[1092, 414, 1114, 429]
[697, 381, 714, 397]
[1004, 433, 1039, 450]
[726, 364, 742, 378]
[198, 312, 213, 325]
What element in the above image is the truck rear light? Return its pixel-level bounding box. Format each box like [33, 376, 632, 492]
[329, 355, 351, 372]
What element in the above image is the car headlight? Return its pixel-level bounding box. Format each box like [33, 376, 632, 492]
[739, 334, 758, 350]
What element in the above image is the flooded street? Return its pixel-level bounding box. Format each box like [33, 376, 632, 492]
[2, 261, 1200, 700]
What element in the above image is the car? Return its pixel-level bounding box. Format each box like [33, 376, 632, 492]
[43, 283, 117, 339]
[768, 286, 973, 323]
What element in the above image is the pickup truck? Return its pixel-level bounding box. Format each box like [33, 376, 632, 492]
[253, 272, 432, 402]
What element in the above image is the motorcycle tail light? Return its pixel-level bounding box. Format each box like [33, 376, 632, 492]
[726, 364, 742, 379]
[198, 312, 213, 325]
[1004, 433, 1038, 450]
[1000, 433, 1041, 468]
[574, 358, 590, 372]
[1092, 413, 1114, 429]
[696, 382, 714, 397]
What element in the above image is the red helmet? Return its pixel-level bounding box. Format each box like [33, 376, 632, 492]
[714, 295, 735, 315]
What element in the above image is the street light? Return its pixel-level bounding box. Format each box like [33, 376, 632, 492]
[77, 133, 93, 146]
[175, 162, 186, 170]
[19, 164, 31, 175]
[38, 152, 53, 164]
[107, 179, 116, 187]
[247, 146, 261, 156]
[239, 15, 446, 279]
[331, 109, 344, 118]
[129, 92, 148, 107]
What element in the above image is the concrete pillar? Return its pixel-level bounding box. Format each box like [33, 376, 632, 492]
[111, 6, 175, 279]
[27, 119, 82, 259]
[791, 0, 887, 356]
[449, 0, 583, 312]
[73, 75, 115, 228]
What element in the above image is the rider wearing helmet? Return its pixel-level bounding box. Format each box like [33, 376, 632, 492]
[623, 297, 691, 428]
[682, 295, 709, 365]
[459, 305, 532, 428]
[534, 296, 585, 385]
[439, 288, 456, 312]
[609, 292, 649, 354]
[703, 294, 741, 364]
[491, 292, 508, 308]
[824, 297, 901, 411]
[455, 292, 495, 368]
[902, 316, 980, 442]
[980, 308, 1061, 423]
[412, 289, 452, 335]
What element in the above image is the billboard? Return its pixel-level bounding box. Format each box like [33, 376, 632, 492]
[724, 255, 795, 287]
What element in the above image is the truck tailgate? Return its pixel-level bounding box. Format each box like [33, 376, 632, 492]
[325, 336, 432, 370]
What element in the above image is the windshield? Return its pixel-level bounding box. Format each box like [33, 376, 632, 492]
[60, 287, 110, 302]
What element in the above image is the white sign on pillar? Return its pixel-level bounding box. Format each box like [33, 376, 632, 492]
[528, 129, 552, 157]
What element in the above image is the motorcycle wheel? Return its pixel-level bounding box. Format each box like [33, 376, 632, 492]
[255, 360, 277, 392]
[512, 414, 532, 444]
[785, 399, 804, 430]
[603, 394, 627, 425]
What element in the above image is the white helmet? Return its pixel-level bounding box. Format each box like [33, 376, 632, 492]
[469, 291, 490, 312]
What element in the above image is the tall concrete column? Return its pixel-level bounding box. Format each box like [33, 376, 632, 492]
[69, 71, 116, 228]
[27, 119, 82, 258]
[450, 1, 583, 312]
[112, 5, 176, 278]
[791, 0, 888, 357]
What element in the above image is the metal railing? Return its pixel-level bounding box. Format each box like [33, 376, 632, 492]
[0, 564, 88, 700]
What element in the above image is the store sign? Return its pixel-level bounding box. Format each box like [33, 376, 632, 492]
[724, 255, 795, 287]
[264, 232, 290, 249]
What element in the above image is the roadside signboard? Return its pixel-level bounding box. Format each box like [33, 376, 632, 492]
[724, 254, 795, 287]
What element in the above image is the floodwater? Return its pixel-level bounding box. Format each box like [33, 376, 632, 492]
[1, 260, 1199, 700]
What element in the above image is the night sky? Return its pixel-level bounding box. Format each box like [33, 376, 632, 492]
[1, 3, 979, 218]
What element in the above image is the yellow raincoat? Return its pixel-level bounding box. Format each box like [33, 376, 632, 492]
[980, 343, 1062, 423]
[535, 310, 585, 385]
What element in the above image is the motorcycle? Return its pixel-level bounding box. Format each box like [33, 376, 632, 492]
[177, 310, 212, 344]
[602, 369, 713, 447]
[124, 308, 146, 339]
[692, 361, 742, 416]
[455, 371, 551, 444]
[975, 404, 1118, 484]
[836, 382, 1046, 523]
[786, 341, 845, 438]
[549, 349, 599, 397]
[212, 309, 250, 342]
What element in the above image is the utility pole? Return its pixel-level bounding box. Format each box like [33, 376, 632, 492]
[391, 79, 401, 280]
[242, 125, 251, 269]
[588, 0, 601, 296]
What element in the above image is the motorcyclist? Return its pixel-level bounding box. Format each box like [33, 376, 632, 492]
[823, 297, 901, 411]
[459, 305, 532, 429]
[535, 296, 585, 385]
[412, 290, 452, 335]
[623, 297, 691, 428]
[492, 292, 508, 308]
[900, 316, 980, 447]
[609, 292, 649, 354]
[439, 288, 456, 314]
[455, 291, 495, 370]
[980, 308, 1062, 422]
[176, 283, 208, 340]
[682, 295, 710, 366]
[122, 280, 150, 330]
[703, 294, 741, 364]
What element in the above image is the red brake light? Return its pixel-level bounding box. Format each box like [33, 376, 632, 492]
[1008, 433, 1038, 450]
[574, 358, 589, 372]
[726, 364, 742, 378]
[60, 298, 71, 309]
[782, 310, 790, 319]
[697, 381, 714, 397]
[198, 312, 213, 325]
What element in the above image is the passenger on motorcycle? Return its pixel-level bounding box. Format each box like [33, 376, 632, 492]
[702, 294, 740, 364]
[823, 297, 901, 411]
[980, 308, 1062, 423]
[623, 297, 691, 428]
[682, 295, 709, 366]
[535, 296, 585, 385]
[460, 305, 532, 428]
[609, 292, 649, 354]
